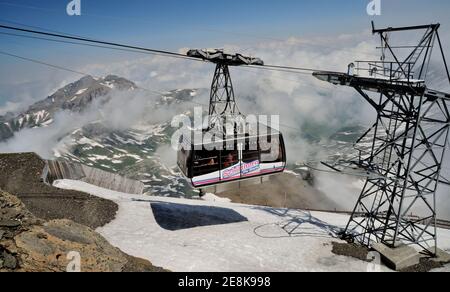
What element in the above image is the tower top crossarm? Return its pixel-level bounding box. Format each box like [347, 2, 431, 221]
[313, 22, 450, 92]
[370, 22, 449, 85]
[371, 21, 440, 34]
[187, 49, 264, 66]
[186, 49, 264, 131]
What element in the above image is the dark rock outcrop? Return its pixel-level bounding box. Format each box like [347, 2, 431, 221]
[0, 189, 167, 272]
[0, 153, 118, 229]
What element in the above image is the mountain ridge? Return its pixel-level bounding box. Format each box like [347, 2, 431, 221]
[0, 75, 137, 142]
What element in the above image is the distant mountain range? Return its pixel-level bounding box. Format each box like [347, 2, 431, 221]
[0, 75, 368, 197]
[0, 75, 206, 197]
[0, 75, 137, 141]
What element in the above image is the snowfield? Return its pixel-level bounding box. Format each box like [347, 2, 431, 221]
[54, 179, 450, 272]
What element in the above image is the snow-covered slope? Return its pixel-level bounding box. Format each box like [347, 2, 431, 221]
[52, 179, 450, 272]
[55, 122, 194, 196]
[53, 88, 203, 197]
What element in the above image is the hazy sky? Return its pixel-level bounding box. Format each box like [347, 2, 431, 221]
[1, 0, 450, 108]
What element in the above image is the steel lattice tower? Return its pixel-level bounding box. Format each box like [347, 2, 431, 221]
[314, 22, 450, 255]
[186, 49, 264, 132]
[208, 63, 239, 129]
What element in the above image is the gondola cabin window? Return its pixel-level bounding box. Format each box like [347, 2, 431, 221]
[193, 150, 220, 176]
[177, 128, 286, 188]
[221, 150, 238, 169]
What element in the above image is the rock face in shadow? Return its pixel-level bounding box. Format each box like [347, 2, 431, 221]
[0, 153, 118, 229]
[217, 173, 336, 211]
[0, 190, 167, 272]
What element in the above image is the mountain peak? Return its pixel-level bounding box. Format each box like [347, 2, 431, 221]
[104, 75, 121, 81]
[0, 75, 138, 141]
[80, 75, 96, 82]
[102, 75, 137, 90]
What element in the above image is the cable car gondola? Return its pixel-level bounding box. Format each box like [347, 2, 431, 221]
[177, 49, 287, 188]
[178, 126, 287, 188]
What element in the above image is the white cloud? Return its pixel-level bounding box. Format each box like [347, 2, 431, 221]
[78, 30, 379, 131]
[0, 100, 23, 115]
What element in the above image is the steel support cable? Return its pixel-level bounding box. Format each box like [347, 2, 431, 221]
[0, 24, 202, 61]
[0, 31, 178, 58]
[0, 31, 322, 76]
[0, 49, 304, 132]
[0, 18, 89, 38]
[0, 3, 287, 43]
[0, 24, 326, 74]
[0, 50, 169, 99]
